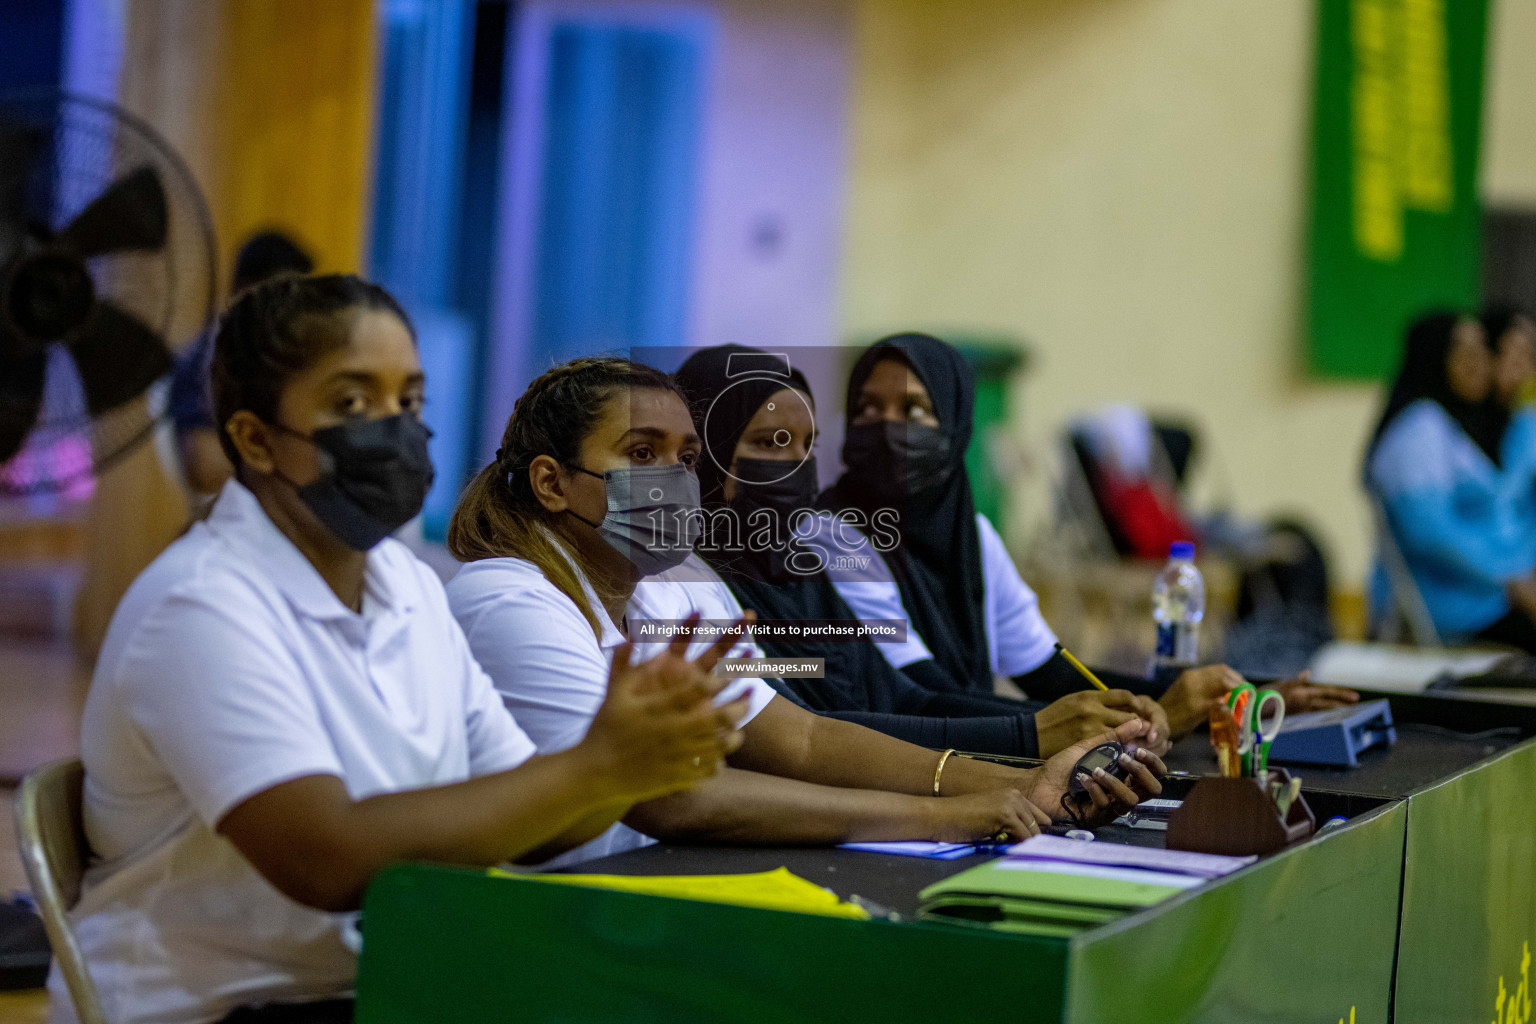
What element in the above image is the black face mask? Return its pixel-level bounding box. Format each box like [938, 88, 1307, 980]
[726, 456, 820, 522]
[840, 421, 954, 504]
[717, 456, 820, 581]
[270, 414, 435, 551]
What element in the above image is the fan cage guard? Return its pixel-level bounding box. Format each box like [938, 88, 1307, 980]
[0, 89, 217, 498]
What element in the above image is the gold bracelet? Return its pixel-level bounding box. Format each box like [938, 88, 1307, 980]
[933, 748, 957, 796]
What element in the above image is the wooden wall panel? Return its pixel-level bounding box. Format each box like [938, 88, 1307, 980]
[208, 0, 378, 276]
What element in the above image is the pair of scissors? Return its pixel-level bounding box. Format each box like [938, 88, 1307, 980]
[1226, 681, 1285, 776]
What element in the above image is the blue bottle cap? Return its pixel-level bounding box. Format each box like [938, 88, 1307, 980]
[1170, 541, 1196, 560]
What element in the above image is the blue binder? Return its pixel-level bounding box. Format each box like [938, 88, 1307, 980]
[1265, 699, 1396, 768]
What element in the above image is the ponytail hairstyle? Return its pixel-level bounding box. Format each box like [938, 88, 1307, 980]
[210, 273, 414, 471]
[448, 357, 682, 638]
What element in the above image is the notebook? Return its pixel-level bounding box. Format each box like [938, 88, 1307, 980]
[916, 836, 1252, 936]
[917, 858, 1187, 937]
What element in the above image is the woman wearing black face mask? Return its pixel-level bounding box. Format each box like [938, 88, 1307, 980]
[823, 335, 990, 692]
[822, 334, 1353, 751]
[64, 276, 745, 1024]
[673, 344, 1087, 758]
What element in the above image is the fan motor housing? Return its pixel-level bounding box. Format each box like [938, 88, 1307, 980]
[3, 248, 96, 345]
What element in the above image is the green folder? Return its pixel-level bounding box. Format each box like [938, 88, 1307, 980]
[918, 894, 1123, 938]
[917, 860, 1184, 937]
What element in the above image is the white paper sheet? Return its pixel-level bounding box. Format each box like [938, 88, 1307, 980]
[1307, 641, 1506, 692]
[994, 858, 1205, 890]
[1003, 834, 1256, 878]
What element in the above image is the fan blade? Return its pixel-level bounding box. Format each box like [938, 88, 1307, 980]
[67, 300, 172, 416]
[0, 333, 46, 463]
[0, 123, 44, 264]
[56, 165, 168, 259]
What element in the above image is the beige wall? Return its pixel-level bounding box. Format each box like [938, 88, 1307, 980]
[1485, 0, 1536, 208]
[841, 0, 1536, 588]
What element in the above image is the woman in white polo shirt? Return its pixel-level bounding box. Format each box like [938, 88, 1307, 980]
[446, 356, 1167, 866]
[61, 277, 747, 1024]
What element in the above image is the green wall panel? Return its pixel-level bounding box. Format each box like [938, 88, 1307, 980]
[1395, 741, 1536, 1024]
[1068, 801, 1404, 1024]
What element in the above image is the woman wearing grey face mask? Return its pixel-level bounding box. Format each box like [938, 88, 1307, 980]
[559, 461, 703, 576]
[445, 356, 1167, 869]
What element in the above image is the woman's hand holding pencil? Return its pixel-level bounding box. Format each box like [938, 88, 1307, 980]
[1033, 648, 1171, 758]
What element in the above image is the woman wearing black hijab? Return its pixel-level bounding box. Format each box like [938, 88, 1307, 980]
[1366, 312, 1504, 472]
[822, 333, 1356, 740]
[1366, 311, 1536, 650]
[822, 334, 997, 692]
[673, 344, 1171, 758]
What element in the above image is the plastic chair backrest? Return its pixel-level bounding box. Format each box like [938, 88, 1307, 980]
[15, 758, 107, 1024]
[1152, 420, 1198, 487]
[1057, 431, 1123, 559]
[1065, 420, 1195, 559]
[1367, 494, 1442, 647]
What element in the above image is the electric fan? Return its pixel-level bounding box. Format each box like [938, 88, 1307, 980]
[0, 90, 217, 496]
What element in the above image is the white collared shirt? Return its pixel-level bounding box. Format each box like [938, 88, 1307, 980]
[791, 514, 936, 669]
[800, 512, 1058, 678]
[56, 481, 535, 1024]
[447, 553, 778, 867]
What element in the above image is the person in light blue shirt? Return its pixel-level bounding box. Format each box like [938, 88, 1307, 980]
[1486, 305, 1536, 482]
[1366, 311, 1536, 650]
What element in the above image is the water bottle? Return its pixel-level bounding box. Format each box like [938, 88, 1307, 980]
[1152, 541, 1204, 671]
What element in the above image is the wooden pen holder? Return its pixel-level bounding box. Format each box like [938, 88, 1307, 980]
[1165, 768, 1315, 857]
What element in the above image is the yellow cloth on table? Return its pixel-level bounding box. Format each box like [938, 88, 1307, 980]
[490, 866, 870, 920]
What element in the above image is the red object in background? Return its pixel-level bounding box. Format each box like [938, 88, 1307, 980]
[1092, 465, 1197, 560]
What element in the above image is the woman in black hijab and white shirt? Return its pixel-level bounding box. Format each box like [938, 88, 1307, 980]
[819, 333, 1355, 745]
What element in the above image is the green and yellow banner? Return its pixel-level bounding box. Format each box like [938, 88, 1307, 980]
[1307, 0, 1489, 378]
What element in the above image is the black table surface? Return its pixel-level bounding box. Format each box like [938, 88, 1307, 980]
[1161, 723, 1522, 798]
[563, 715, 1527, 918]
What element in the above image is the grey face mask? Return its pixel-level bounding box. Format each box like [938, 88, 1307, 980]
[567, 463, 702, 574]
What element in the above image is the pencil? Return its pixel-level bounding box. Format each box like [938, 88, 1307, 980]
[1055, 643, 1109, 691]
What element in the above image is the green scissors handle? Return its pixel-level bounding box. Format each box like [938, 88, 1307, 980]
[1227, 683, 1285, 776]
